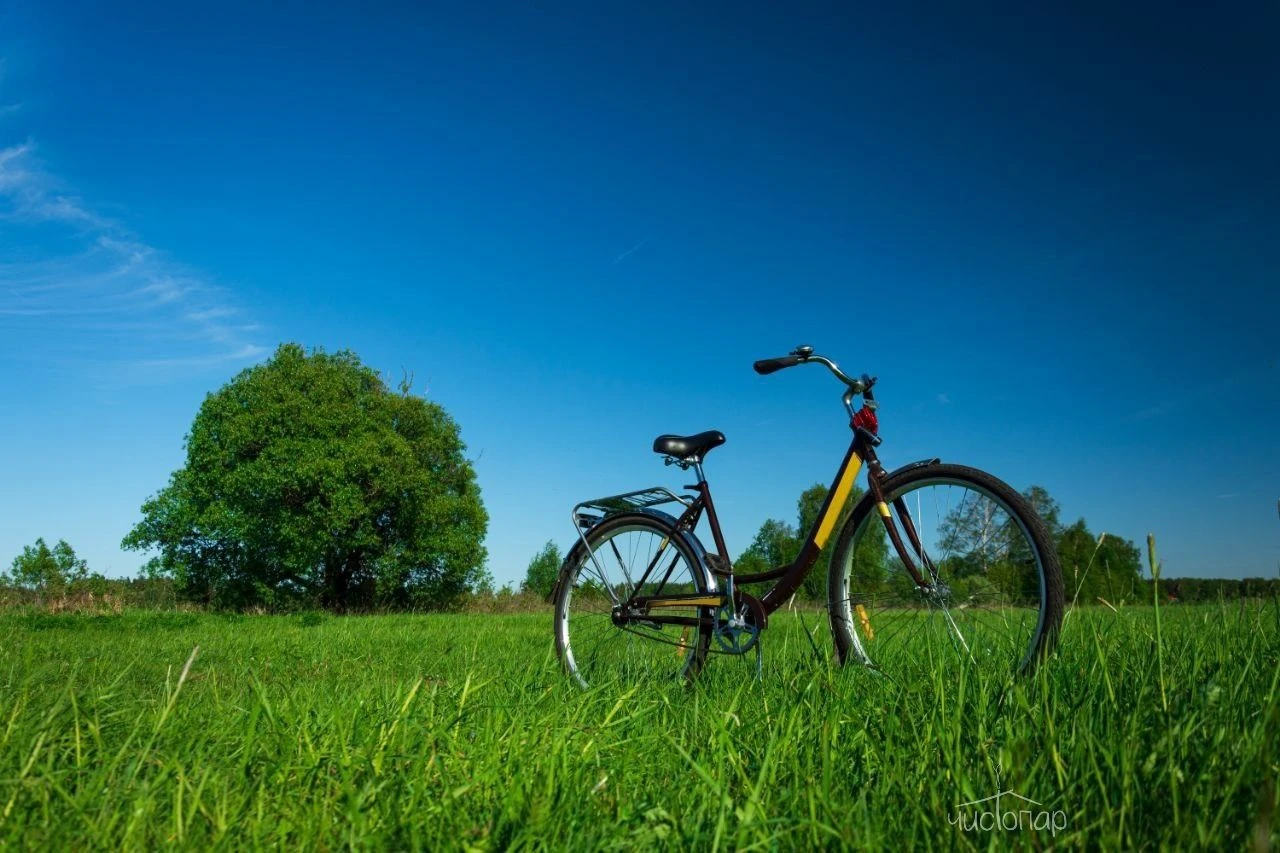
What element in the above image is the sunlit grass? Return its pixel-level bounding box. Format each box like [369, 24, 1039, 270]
[0, 603, 1276, 848]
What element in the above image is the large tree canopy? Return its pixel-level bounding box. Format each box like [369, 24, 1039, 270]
[124, 344, 488, 610]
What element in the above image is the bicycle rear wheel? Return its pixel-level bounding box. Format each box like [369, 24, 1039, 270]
[828, 463, 1063, 679]
[554, 512, 714, 689]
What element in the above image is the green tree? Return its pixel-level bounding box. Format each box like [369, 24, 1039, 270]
[735, 518, 799, 579]
[939, 495, 1010, 577]
[732, 549, 770, 577]
[939, 485, 1060, 602]
[1059, 519, 1142, 604]
[522, 541, 562, 600]
[1021, 485, 1063, 537]
[1094, 534, 1142, 602]
[733, 481, 886, 600]
[796, 481, 873, 598]
[123, 343, 488, 611]
[471, 565, 496, 596]
[8, 538, 88, 598]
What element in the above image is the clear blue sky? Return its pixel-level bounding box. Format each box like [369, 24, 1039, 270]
[1, 1, 1277, 585]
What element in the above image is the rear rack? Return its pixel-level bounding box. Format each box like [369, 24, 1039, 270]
[570, 487, 693, 582]
[573, 487, 691, 522]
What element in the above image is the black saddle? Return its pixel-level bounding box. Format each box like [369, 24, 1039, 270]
[652, 430, 726, 461]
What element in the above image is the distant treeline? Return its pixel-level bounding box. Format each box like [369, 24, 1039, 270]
[1, 575, 180, 611]
[4, 536, 1275, 614]
[1156, 576, 1280, 604]
[3, 571, 1274, 614]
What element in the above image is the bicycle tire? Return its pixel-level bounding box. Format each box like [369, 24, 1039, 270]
[827, 463, 1064, 678]
[554, 511, 715, 688]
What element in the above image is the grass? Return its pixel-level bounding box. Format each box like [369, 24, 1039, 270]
[1, 602, 1277, 849]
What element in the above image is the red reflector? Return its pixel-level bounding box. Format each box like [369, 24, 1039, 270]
[852, 406, 879, 435]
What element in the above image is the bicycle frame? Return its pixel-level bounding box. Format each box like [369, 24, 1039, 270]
[617, 421, 943, 631]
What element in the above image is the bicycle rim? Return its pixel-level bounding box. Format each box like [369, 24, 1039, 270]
[556, 518, 711, 688]
[831, 473, 1054, 680]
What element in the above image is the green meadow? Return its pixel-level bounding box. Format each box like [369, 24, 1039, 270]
[1, 602, 1276, 849]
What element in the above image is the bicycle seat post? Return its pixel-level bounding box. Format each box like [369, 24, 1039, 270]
[663, 454, 709, 487]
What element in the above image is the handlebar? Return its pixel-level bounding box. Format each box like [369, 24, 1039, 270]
[752, 355, 805, 375]
[753, 345, 877, 419]
[753, 345, 870, 392]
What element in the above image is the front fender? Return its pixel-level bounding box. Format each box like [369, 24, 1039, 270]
[843, 458, 942, 528]
[883, 457, 942, 479]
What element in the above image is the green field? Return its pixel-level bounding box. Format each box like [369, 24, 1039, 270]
[1, 603, 1276, 849]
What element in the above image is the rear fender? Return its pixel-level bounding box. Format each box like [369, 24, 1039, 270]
[555, 509, 717, 603]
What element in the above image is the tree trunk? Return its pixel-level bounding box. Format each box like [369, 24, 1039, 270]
[324, 557, 348, 613]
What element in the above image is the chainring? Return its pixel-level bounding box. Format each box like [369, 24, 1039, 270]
[713, 593, 766, 654]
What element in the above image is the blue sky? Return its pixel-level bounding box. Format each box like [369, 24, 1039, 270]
[1, 1, 1277, 585]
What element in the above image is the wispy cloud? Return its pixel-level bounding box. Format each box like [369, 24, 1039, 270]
[612, 238, 649, 265]
[937, 392, 951, 405]
[0, 138, 266, 378]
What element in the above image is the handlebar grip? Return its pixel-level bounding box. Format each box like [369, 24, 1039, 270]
[753, 355, 804, 375]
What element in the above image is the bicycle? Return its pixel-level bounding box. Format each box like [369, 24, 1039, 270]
[552, 346, 1064, 687]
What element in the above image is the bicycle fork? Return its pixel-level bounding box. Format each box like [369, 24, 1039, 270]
[867, 460, 940, 591]
[866, 458, 973, 660]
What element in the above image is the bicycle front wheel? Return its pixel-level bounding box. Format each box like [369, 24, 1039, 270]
[554, 512, 714, 689]
[828, 463, 1063, 679]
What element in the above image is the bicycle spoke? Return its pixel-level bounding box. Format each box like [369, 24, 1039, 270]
[608, 537, 636, 599]
[933, 598, 973, 661]
[581, 558, 623, 606]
